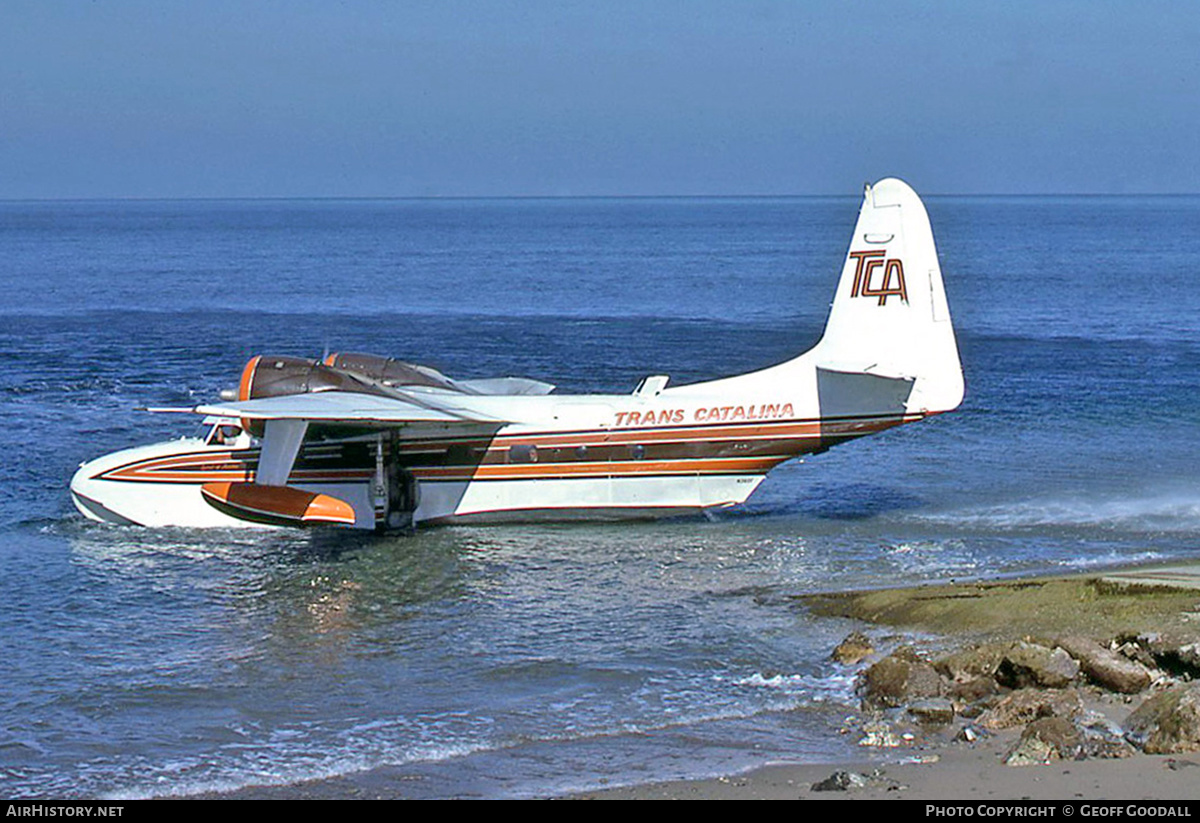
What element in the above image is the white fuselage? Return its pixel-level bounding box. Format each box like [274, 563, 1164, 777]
[71, 376, 913, 529]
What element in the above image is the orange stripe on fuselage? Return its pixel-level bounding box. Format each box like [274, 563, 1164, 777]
[391, 418, 824, 453]
[387, 415, 914, 465]
[96, 413, 918, 485]
[390, 414, 918, 453]
[410, 455, 786, 482]
[98, 451, 372, 484]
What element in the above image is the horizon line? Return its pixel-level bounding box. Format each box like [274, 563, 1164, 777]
[3, 191, 1198, 204]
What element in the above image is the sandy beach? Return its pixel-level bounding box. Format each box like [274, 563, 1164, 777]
[568, 746, 1200, 800]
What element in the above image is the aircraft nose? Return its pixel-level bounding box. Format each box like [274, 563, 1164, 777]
[70, 458, 96, 495]
[69, 458, 137, 525]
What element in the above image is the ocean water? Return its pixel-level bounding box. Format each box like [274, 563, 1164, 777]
[1, 194, 1198, 798]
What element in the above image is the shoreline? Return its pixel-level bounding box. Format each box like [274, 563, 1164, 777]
[570, 561, 1200, 800]
[180, 560, 1200, 801]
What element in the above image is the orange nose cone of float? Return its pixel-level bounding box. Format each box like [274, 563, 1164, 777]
[201, 482, 357, 527]
[298, 491, 357, 525]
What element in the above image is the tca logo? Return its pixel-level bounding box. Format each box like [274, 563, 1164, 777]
[848, 250, 908, 306]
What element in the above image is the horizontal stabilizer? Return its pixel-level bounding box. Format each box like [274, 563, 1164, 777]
[813, 359, 915, 382]
[816, 366, 915, 418]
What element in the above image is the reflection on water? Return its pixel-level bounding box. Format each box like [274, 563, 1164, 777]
[19, 518, 872, 798]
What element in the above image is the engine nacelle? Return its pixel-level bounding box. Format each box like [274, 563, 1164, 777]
[323, 352, 459, 392]
[237, 355, 366, 401]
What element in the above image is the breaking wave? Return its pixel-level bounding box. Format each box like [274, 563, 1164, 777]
[912, 492, 1200, 535]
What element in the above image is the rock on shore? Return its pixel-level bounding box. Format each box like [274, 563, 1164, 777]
[808, 570, 1200, 779]
[1125, 682, 1200, 754]
[836, 625, 1200, 769]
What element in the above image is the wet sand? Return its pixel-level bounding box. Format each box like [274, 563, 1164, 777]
[570, 746, 1200, 800]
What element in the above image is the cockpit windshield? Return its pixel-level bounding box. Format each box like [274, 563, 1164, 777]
[205, 422, 244, 447]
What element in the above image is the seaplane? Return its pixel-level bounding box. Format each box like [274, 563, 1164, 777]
[70, 178, 964, 531]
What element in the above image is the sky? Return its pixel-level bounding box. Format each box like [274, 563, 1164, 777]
[2, 1, 1197, 198]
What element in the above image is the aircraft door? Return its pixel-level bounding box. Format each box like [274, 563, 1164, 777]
[376, 434, 418, 532]
[384, 459, 417, 531]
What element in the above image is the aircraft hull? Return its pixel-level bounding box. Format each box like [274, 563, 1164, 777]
[68, 433, 782, 529]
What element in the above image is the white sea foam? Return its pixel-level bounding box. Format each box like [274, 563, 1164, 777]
[733, 671, 857, 705]
[101, 736, 498, 800]
[1049, 549, 1165, 570]
[913, 492, 1200, 534]
[884, 539, 980, 575]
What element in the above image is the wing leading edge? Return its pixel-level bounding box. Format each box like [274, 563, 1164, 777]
[192, 390, 511, 425]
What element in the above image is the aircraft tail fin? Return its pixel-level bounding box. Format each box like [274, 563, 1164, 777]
[813, 178, 964, 415]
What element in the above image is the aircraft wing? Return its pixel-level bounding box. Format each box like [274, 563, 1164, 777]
[191, 390, 510, 424]
[178, 390, 510, 492]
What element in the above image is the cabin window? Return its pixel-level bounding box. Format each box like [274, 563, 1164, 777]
[508, 444, 538, 464]
[630, 444, 645, 460]
[574, 445, 589, 460]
